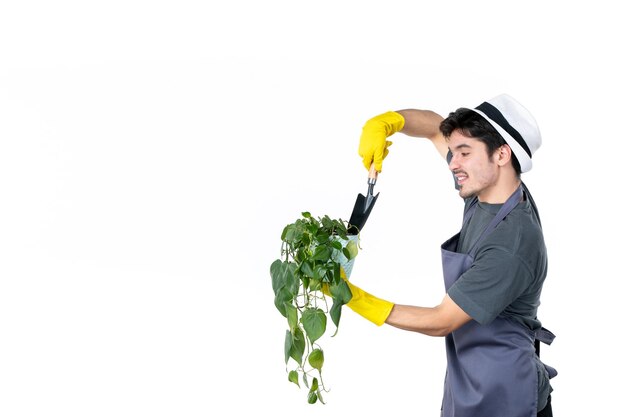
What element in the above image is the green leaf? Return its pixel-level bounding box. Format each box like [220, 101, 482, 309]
[317, 389, 326, 405]
[284, 327, 305, 366]
[332, 262, 340, 283]
[316, 231, 330, 244]
[330, 279, 353, 304]
[313, 264, 326, 281]
[299, 260, 315, 278]
[308, 348, 324, 371]
[288, 370, 300, 387]
[300, 233, 311, 247]
[300, 274, 310, 290]
[270, 260, 299, 299]
[274, 287, 293, 317]
[310, 377, 319, 391]
[283, 330, 292, 364]
[307, 391, 318, 404]
[270, 259, 284, 294]
[301, 308, 326, 345]
[324, 263, 337, 284]
[294, 249, 305, 263]
[330, 240, 343, 250]
[309, 278, 322, 292]
[335, 227, 348, 240]
[283, 262, 299, 296]
[281, 224, 296, 242]
[289, 327, 305, 365]
[312, 245, 331, 262]
[284, 302, 298, 332]
[343, 239, 359, 260]
[329, 279, 353, 331]
[305, 220, 319, 235]
[329, 300, 343, 333]
[302, 211, 311, 218]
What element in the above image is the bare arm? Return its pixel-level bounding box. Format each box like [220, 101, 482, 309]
[396, 109, 448, 160]
[384, 294, 472, 337]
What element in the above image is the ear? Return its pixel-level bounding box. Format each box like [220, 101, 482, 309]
[495, 144, 512, 167]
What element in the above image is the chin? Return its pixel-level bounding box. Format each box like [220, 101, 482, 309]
[458, 187, 475, 199]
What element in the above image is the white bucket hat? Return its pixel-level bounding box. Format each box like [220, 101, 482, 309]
[469, 94, 541, 173]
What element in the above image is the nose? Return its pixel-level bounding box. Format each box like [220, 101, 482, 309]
[448, 153, 460, 171]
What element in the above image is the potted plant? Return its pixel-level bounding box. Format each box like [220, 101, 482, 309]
[270, 212, 359, 404]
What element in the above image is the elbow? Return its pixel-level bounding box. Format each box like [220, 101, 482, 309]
[427, 319, 468, 337]
[429, 325, 455, 338]
[429, 303, 470, 337]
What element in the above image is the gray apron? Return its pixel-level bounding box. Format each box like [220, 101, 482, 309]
[440, 184, 556, 417]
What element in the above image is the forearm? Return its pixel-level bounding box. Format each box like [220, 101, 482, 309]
[396, 109, 448, 159]
[384, 295, 472, 337]
[339, 280, 472, 334]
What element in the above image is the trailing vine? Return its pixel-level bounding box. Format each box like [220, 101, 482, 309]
[270, 212, 358, 404]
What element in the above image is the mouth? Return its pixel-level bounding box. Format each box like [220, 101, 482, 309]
[454, 172, 468, 185]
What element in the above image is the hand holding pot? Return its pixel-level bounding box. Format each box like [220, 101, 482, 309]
[323, 267, 395, 327]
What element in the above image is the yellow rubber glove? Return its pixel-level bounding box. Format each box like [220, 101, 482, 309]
[345, 280, 394, 326]
[323, 268, 394, 327]
[358, 111, 405, 172]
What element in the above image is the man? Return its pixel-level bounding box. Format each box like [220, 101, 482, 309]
[336, 94, 557, 416]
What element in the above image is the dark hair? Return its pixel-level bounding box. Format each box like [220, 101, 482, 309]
[440, 107, 521, 175]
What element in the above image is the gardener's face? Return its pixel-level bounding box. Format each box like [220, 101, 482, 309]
[447, 131, 499, 200]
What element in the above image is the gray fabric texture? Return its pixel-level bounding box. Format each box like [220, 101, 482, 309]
[448, 197, 547, 330]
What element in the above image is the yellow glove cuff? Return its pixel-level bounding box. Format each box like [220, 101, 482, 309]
[346, 281, 394, 326]
[368, 111, 405, 133]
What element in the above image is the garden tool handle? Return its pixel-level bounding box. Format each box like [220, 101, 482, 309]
[367, 164, 378, 195]
[368, 164, 378, 181]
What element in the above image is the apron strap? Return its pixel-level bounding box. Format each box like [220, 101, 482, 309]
[521, 181, 542, 227]
[462, 197, 479, 226]
[535, 327, 556, 345]
[534, 326, 556, 358]
[468, 186, 523, 258]
[535, 327, 559, 378]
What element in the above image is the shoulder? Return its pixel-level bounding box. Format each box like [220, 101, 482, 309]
[504, 201, 544, 244]
[476, 200, 547, 272]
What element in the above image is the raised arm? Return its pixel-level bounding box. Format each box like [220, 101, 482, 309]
[358, 109, 448, 173]
[396, 109, 448, 160]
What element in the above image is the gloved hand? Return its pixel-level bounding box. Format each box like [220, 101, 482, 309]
[323, 268, 394, 327]
[358, 111, 405, 172]
[344, 280, 394, 326]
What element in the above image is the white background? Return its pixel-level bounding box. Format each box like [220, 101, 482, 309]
[1, 1, 623, 416]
